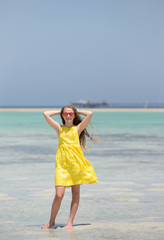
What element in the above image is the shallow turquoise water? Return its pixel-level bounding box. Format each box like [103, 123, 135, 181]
[0, 111, 164, 239]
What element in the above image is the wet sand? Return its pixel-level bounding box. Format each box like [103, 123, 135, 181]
[1, 220, 164, 240]
[1, 180, 164, 240]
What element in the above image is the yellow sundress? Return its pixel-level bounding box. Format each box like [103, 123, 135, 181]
[55, 125, 97, 187]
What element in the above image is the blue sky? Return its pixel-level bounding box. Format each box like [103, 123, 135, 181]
[0, 0, 164, 106]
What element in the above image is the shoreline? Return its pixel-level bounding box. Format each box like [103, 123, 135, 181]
[0, 108, 164, 112]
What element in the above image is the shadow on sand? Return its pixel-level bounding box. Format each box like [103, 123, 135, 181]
[27, 223, 91, 229]
[52, 223, 91, 229]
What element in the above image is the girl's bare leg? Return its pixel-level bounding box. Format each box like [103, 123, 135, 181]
[42, 186, 65, 229]
[65, 185, 80, 229]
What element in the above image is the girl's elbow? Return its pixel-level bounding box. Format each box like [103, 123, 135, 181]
[86, 111, 93, 118]
[43, 112, 48, 117]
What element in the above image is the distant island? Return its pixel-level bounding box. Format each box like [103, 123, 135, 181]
[0, 102, 164, 109]
[72, 100, 164, 108]
[72, 100, 109, 108]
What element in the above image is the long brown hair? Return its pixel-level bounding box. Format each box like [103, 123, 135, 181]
[60, 105, 95, 150]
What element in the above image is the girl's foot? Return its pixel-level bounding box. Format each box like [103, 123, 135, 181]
[65, 224, 73, 230]
[41, 222, 55, 229]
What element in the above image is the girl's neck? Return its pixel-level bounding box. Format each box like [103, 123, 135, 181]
[64, 123, 74, 128]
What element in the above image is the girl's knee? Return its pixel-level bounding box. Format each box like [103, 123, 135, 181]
[55, 192, 64, 200]
[55, 186, 65, 200]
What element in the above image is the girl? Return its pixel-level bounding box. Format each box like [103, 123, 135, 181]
[41, 105, 97, 229]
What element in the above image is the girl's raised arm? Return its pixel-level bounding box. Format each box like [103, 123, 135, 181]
[43, 110, 61, 135]
[77, 110, 93, 135]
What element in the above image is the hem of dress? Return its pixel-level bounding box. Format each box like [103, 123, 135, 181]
[55, 179, 97, 188]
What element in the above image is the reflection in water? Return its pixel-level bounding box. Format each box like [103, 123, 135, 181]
[66, 224, 91, 240]
[68, 230, 80, 240]
[46, 226, 79, 240]
[47, 229, 58, 238]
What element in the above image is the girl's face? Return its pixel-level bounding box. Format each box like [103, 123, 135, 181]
[62, 107, 75, 123]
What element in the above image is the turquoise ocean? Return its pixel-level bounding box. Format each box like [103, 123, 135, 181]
[0, 111, 164, 240]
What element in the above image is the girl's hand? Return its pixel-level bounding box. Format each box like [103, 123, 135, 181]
[77, 109, 93, 116]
